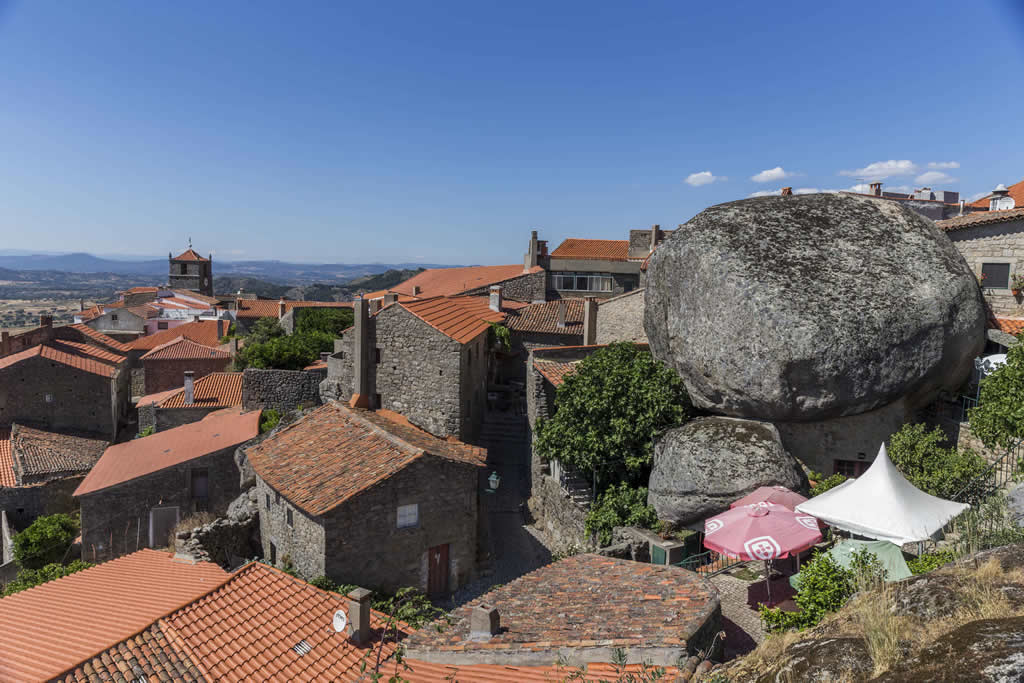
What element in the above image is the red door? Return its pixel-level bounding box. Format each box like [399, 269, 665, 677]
[428, 544, 449, 596]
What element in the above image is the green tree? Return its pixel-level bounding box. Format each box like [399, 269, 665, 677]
[245, 317, 286, 345]
[969, 339, 1024, 450]
[760, 550, 866, 632]
[535, 343, 690, 489]
[585, 483, 660, 546]
[236, 331, 334, 370]
[888, 423, 987, 499]
[3, 560, 93, 596]
[14, 513, 79, 570]
[294, 307, 354, 336]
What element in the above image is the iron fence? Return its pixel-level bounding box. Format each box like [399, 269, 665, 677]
[673, 550, 744, 576]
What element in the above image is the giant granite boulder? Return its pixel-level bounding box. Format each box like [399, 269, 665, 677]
[644, 193, 985, 421]
[648, 416, 807, 525]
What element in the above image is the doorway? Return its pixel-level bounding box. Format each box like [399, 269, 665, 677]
[149, 506, 179, 548]
[427, 543, 449, 595]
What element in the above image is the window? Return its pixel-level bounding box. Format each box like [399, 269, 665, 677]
[265, 494, 271, 510]
[110, 314, 118, 321]
[467, 349, 472, 367]
[287, 508, 294, 529]
[397, 503, 419, 529]
[270, 542, 277, 565]
[374, 348, 381, 364]
[190, 468, 209, 512]
[834, 459, 869, 478]
[553, 272, 613, 292]
[157, 321, 169, 330]
[982, 263, 1011, 289]
[374, 393, 382, 408]
[180, 264, 187, 274]
[275, 491, 281, 504]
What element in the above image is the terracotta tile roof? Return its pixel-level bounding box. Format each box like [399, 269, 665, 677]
[505, 299, 585, 335]
[533, 359, 580, 387]
[140, 336, 231, 361]
[404, 554, 719, 659]
[0, 429, 14, 488]
[403, 660, 680, 682]
[154, 296, 215, 310]
[170, 289, 220, 306]
[58, 622, 203, 682]
[75, 409, 260, 497]
[68, 323, 133, 352]
[246, 403, 486, 516]
[128, 320, 224, 351]
[936, 207, 1024, 232]
[550, 238, 630, 261]
[235, 299, 353, 319]
[0, 343, 121, 378]
[50, 339, 127, 365]
[11, 424, 108, 484]
[0, 549, 229, 682]
[968, 178, 1024, 209]
[122, 286, 160, 294]
[304, 359, 328, 370]
[137, 386, 186, 408]
[390, 264, 543, 299]
[158, 372, 243, 409]
[172, 248, 209, 261]
[991, 317, 1024, 336]
[400, 296, 526, 344]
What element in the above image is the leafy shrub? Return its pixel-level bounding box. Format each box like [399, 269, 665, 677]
[260, 408, 282, 434]
[14, 513, 79, 570]
[888, 423, 987, 499]
[236, 331, 334, 370]
[585, 483, 659, 546]
[321, 582, 444, 629]
[310, 575, 338, 591]
[137, 425, 155, 438]
[969, 338, 1024, 450]
[810, 472, 847, 496]
[760, 551, 856, 632]
[907, 549, 957, 575]
[3, 560, 93, 596]
[294, 307, 353, 336]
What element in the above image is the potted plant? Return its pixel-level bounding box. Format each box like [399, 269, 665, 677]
[1012, 273, 1024, 296]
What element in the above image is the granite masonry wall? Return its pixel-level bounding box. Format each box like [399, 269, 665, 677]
[0, 477, 81, 531]
[139, 405, 224, 435]
[463, 269, 548, 302]
[458, 332, 489, 441]
[256, 475, 326, 579]
[241, 368, 322, 413]
[596, 289, 648, 344]
[78, 446, 241, 563]
[143, 357, 232, 394]
[131, 368, 146, 399]
[948, 218, 1024, 317]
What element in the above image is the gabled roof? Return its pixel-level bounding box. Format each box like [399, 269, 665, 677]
[235, 298, 353, 319]
[504, 299, 585, 335]
[128, 320, 224, 351]
[550, 238, 630, 261]
[991, 316, 1024, 336]
[936, 207, 1024, 232]
[533, 359, 580, 388]
[153, 372, 244, 409]
[399, 296, 525, 344]
[0, 429, 14, 488]
[246, 403, 486, 516]
[172, 248, 209, 261]
[140, 336, 231, 361]
[67, 323, 132, 352]
[75, 409, 260, 497]
[11, 424, 108, 484]
[968, 178, 1024, 209]
[389, 264, 542, 299]
[50, 339, 127, 365]
[0, 343, 123, 378]
[0, 549, 229, 682]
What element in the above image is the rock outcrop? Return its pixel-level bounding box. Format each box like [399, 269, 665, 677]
[644, 193, 985, 421]
[175, 488, 261, 567]
[648, 417, 807, 525]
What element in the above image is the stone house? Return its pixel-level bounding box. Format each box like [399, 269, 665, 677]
[595, 288, 648, 344]
[499, 298, 597, 382]
[76, 304, 153, 343]
[75, 409, 260, 563]
[140, 337, 233, 394]
[322, 291, 521, 441]
[0, 319, 130, 439]
[168, 247, 214, 296]
[546, 225, 673, 300]
[137, 371, 243, 433]
[245, 402, 486, 595]
[844, 181, 977, 220]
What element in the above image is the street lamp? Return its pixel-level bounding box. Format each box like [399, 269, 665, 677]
[486, 471, 501, 493]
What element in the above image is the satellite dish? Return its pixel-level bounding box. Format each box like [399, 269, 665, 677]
[332, 609, 348, 633]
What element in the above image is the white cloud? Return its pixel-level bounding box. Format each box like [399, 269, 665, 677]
[751, 166, 795, 183]
[685, 171, 726, 187]
[968, 190, 990, 202]
[748, 189, 781, 197]
[794, 187, 820, 194]
[915, 170, 957, 185]
[927, 161, 960, 169]
[839, 160, 918, 180]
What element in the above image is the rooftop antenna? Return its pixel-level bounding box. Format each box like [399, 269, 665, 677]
[188, 236, 193, 249]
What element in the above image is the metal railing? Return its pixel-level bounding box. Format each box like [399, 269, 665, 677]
[674, 550, 744, 576]
[950, 437, 1023, 508]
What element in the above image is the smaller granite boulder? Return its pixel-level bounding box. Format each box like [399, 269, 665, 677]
[648, 417, 807, 525]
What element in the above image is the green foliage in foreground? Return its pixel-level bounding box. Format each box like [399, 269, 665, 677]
[294, 307, 353, 336]
[907, 549, 957, 575]
[13, 513, 79, 570]
[236, 330, 334, 370]
[969, 337, 1024, 450]
[309, 578, 444, 629]
[3, 560, 93, 596]
[260, 408, 282, 434]
[888, 423, 987, 499]
[809, 472, 847, 497]
[585, 483, 660, 546]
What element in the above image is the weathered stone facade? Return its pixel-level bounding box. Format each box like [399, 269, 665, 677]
[78, 447, 241, 563]
[256, 456, 478, 594]
[946, 217, 1024, 317]
[0, 477, 80, 531]
[142, 356, 232, 395]
[138, 404, 224, 434]
[241, 368, 322, 413]
[463, 269, 548, 302]
[596, 289, 647, 344]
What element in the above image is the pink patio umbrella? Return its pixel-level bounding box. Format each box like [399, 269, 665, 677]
[703, 502, 823, 603]
[730, 486, 809, 511]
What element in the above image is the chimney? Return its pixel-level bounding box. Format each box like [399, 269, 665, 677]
[583, 297, 598, 346]
[370, 299, 382, 314]
[869, 182, 882, 197]
[469, 604, 500, 641]
[524, 230, 540, 272]
[183, 371, 195, 405]
[348, 297, 371, 409]
[556, 300, 567, 328]
[277, 299, 286, 319]
[990, 184, 1015, 211]
[216, 318, 225, 339]
[79, 298, 85, 312]
[959, 199, 965, 216]
[489, 286, 503, 313]
[383, 293, 398, 306]
[412, 285, 421, 296]
[649, 224, 661, 252]
[781, 187, 793, 196]
[39, 314, 52, 329]
[346, 588, 373, 645]
[320, 352, 331, 363]
[192, 314, 201, 323]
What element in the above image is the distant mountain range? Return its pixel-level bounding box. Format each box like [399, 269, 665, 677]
[0, 252, 457, 284]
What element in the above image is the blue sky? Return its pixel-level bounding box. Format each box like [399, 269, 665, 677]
[1, 1, 1022, 265]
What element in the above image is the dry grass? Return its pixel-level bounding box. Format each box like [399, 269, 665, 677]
[167, 512, 217, 551]
[725, 629, 801, 679]
[850, 583, 907, 676]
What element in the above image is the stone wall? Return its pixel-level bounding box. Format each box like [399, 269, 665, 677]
[241, 368, 322, 413]
[256, 475, 326, 579]
[143, 356, 232, 394]
[78, 446, 241, 563]
[131, 367, 146, 399]
[139, 406, 223, 434]
[459, 332, 489, 441]
[463, 269, 548, 302]
[948, 218, 1024, 317]
[174, 489, 260, 567]
[596, 289, 648, 344]
[0, 477, 82, 531]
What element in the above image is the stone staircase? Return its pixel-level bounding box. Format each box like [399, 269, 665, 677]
[558, 469, 594, 509]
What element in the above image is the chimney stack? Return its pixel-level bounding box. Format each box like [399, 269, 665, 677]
[39, 314, 52, 329]
[370, 299, 382, 314]
[583, 297, 598, 346]
[192, 314, 201, 323]
[184, 371, 195, 405]
[216, 318, 225, 339]
[412, 285, 421, 296]
[383, 293, 398, 306]
[556, 300, 567, 328]
[346, 588, 373, 645]
[469, 604, 500, 641]
[781, 187, 793, 196]
[524, 230, 540, 272]
[489, 286, 503, 313]
[79, 298, 85, 313]
[348, 297, 371, 409]
[277, 299, 286, 319]
[869, 182, 882, 197]
[649, 224, 661, 253]
[320, 351, 331, 363]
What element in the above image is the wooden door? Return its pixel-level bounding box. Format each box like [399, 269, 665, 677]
[428, 543, 449, 596]
[149, 506, 179, 548]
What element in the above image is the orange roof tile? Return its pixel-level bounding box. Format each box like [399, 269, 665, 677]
[11, 424, 108, 484]
[140, 336, 231, 361]
[991, 317, 1024, 336]
[0, 429, 14, 488]
[550, 238, 630, 261]
[400, 296, 525, 344]
[68, 323, 132, 352]
[128, 320, 224, 351]
[246, 403, 486, 516]
[533, 359, 580, 387]
[390, 264, 542, 298]
[158, 372, 243, 409]
[153, 296, 215, 310]
[504, 299, 585, 335]
[137, 386, 185, 408]
[0, 343, 121, 378]
[968, 178, 1024, 209]
[122, 286, 160, 294]
[235, 299, 353, 319]
[937, 207, 1024, 232]
[50, 338, 127, 365]
[304, 359, 328, 370]
[0, 549, 229, 682]
[402, 660, 681, 682]
[172, 248, 209, 261]
[75, 409, 260, 497]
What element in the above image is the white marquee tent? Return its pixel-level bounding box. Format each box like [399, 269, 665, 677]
[795, 443, 970, 545]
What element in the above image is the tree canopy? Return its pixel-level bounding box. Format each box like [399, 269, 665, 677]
[969, 339, 1024, 451]
[888, 423, 987, 499]
[14, 513, 79, 570]
[294, 307, 353, 336]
